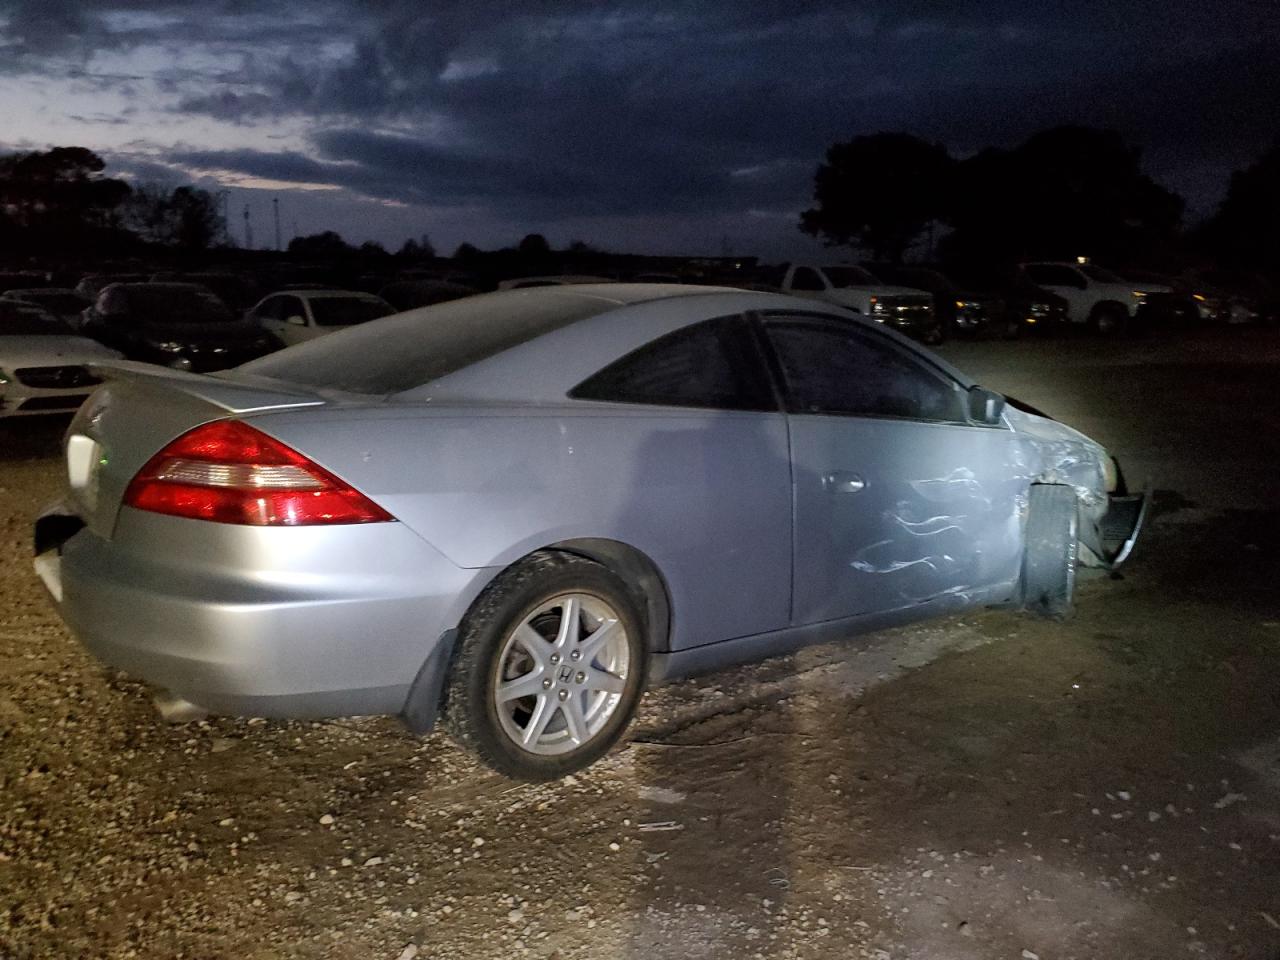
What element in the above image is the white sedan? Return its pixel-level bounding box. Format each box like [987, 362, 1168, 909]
[246, 289, 396, 347]
[0, 301, 122, 417]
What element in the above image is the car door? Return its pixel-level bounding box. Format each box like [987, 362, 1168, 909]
[568, 314, 793, 648]
[250, 295, 285, 339]
[276, 295, 311, 346]
[760, 313, 1025, 624]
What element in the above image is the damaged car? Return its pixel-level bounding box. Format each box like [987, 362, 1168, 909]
[34, 285, 1146, 780]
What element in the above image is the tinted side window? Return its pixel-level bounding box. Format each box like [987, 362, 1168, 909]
[570, 316, 776, 412]
[253, 295, 282, 320]
[281, 296, 307, 321]
[765, 319, 967, 422]
[790, 267, 825, 291]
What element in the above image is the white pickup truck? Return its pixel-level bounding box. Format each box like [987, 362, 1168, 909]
[775, 263, 942, 343]
[1019, 262, 1170, 335]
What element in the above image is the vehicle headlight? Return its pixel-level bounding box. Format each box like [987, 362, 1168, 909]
[150, 340, 186, 353]
[1028, 302, 1052, 316]
[0, 368, 10, 385]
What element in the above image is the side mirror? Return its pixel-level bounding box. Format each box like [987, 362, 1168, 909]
[968, 385, 1005, 425]
[285, 314, 307, 326]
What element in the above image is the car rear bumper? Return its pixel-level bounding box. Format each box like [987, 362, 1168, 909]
[34, 504, 482, 720]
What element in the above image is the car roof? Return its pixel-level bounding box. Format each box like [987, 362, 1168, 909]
[240, 284, 975, 402]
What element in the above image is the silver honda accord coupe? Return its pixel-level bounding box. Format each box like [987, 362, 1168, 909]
[34, 284, 1146, 780]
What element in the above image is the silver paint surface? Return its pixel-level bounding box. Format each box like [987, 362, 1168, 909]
[38, 287, 1119, 724]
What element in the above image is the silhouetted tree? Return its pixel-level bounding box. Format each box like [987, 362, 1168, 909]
[518, 233, 551, 258]
[359, 240, 390, 258]
[1199, 142, 1280, 274]
[288, 230, 353, 259]
[170, 186, 226, 249]
[0, 146, 132, 252]
[800, 133, 954, 262]
[397, 233, 436, 259]
[943, 126, 1183, 268]
[122, 183, 227, 249]
[453, 241, 480, 261]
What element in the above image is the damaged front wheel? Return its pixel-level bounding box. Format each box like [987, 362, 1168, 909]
[1021, 484, 1079, 620]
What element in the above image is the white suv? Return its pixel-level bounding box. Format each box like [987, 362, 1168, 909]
[1020, 262, 1169, 335]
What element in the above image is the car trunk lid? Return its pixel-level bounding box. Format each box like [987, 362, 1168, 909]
[61, 362, 328, 538]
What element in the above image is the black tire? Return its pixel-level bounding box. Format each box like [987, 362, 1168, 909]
[1089, 303, 1128, 337]
[1021, 484, 1079, 620]
[441, 550, 649, 781]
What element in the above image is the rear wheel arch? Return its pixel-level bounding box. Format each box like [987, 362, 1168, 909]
[546, 538, 672, 655]
[401, 539, 671, 737]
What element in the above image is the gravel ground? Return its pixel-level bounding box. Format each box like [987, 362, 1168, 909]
[2, 328, 1279, 960]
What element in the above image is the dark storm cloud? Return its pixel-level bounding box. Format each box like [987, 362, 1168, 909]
[4, 0, 1276, 230]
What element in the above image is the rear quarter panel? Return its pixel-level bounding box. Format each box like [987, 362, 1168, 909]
[249, 404, 795, 651]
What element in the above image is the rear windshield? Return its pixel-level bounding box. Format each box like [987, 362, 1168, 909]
[309, 296, 396, 326]
[239, 290, 611, 394]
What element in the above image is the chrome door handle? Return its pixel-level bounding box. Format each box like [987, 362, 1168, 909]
[823, 472, 866, 494]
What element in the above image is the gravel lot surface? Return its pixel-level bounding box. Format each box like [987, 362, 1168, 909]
[2, 328, 1278, 959]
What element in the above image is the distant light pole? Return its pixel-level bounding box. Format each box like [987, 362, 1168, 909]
[243, 204, 253, 250]
[273, 197, 282, 252]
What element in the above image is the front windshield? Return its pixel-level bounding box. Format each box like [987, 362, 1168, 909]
[124, 286, 235, 324]
[0, 303, 73, 335]
[824, 265, 879, 288]
[309, 296, 396, 326]
[1079, 264, 1123, 283]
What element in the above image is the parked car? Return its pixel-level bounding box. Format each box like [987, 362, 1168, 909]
[1181, 269, 1267, 325]
[246, 289, 397, 347]
[943, 263, 1071, 335]
[867, 265, 1013, 339]
[1019, 262, 1167, 335]
[771, 263, 942, 343]
[34, 284, 1146, 780]
[1, 287, 92, 326]
[379, 279, 477, 311]
[497, 275, 614, 290]
[149, 272, 261, 312]
[79, 282, 274, 371]
[0, 301, 122, 417]
[75, 273, 150, 299]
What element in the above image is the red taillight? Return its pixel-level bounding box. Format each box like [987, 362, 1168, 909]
[123, 420, 394, 526]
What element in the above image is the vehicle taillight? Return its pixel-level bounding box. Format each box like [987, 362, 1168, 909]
[123, 420, 393, 526]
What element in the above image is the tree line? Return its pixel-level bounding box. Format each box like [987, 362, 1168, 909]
[800, 125, 1280, 277]
[0, 147, 230, 256]
[5, 132, 1277, 279]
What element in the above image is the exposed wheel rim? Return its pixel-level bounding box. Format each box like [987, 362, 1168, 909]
[493, 593, 632, 757]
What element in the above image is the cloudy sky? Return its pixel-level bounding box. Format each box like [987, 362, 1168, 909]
[0, 1, 1275, 257]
